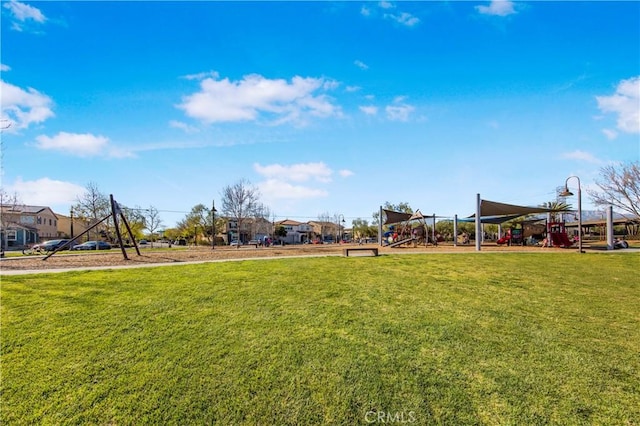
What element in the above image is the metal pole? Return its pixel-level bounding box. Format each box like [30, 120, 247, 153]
[453, 214, 458, 247]
[607, 205, 614, 250]
[211, 200, 216, 250]
[378, 205, 383, 246]
[475, 193, 482, 251]
[70, 208, 74, 239]
[577, 182, 583, 253]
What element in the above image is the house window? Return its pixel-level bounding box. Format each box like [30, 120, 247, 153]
[7, 230, 17, 241]
[37, 217, 42, 224]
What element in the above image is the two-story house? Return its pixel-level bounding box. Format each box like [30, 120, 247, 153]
[276, 219, 312, 244]
[0, 204, 58, 249]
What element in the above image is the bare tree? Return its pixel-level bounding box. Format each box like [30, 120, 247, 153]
[72, 182, 110, 240]
[144, 205, 163, 241]
[317, 211, 333, 241]
[588, 162, 640, 219]
[0, 189, 23, 253]
[221, 179, 260, 246]
[252, 203, 271, 240]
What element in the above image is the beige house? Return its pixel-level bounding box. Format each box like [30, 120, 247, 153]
[275, 219, 313, 244]
[308, 220, 340, 242]
[56, 213, 94, 242]
[0, 204, 58, 249]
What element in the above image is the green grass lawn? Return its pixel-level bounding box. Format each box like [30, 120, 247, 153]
[2, 253, 639, 424]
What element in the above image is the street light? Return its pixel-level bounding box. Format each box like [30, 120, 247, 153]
[70, 207, 74, 239]
[338, 214, 345, 243]
[211, 200, 217, 250]
[559, 176, 583, 253]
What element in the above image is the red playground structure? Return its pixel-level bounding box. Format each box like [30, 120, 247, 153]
[547, 222, 574, 248]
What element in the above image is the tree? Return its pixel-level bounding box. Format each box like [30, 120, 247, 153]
[352, 218, 376, 239]
[221, 179, 260, 247]
[588, 162, 640, 219]
[252, 203, 272, 239]
[72, 182, 110, 241]
[274, 225, 287, 241]
[317, 211, 333, 240]
[540, 201, 570, 222]
[177, 204, 209, 245]
[0, 189, 23, 252]
[143, 205, 163, 241]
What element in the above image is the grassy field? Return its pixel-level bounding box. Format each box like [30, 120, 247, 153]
[2, 253, 639, 424]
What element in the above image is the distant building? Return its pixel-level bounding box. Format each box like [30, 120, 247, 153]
[0, 204, 58, 249]
[275, 219, 312, 244]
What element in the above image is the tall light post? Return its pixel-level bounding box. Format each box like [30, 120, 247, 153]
[559, 176, 583, 253]
[211, 200, 217, 250]
[337, 214, 345, 243]
[70, 207, 74, 239]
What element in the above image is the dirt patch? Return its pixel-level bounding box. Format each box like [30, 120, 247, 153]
[0, 243, 569, 272]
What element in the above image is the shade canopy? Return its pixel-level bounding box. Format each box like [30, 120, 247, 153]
[458, 214, 524, 224]
[477, 199, 556, 217]
[383, 209, 412, 225]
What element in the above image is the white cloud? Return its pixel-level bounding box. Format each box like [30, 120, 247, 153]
[360, 5, 371, 16]
[3, 0, 47, 32]
[35, 132, 112, 157]
[257, 179, 328, 201]
[562, 150, 603, 164]
[596, 76, 640, 134]
[169, 120, 199, 134]
[359, 105, 378, 115]
[379, 1, 395, 10]
[602, 129, 618, 140]
[181, 71, 219, 81]
[6, 177, 85, 210]
[354, 60, 369, 70]
[253, 162, 351, 203]
[385, 12, 420, 27]
[254, 162, 333, 183]
[476, 1, 517, 17]
[1, 80, 54, 130]
[3, 0, 46, 22]
[1, 64, 10, 72]
[178, 73, 341, 126]
[385, 102, 415, 121]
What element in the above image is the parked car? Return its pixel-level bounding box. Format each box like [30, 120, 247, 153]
[72, 241, 112, 251]
[33, 239, 74, 252]
[230, 240, 242, 246]
[139, 239, 148, 245]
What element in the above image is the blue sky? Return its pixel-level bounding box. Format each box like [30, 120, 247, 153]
[1, 0, 639, 228]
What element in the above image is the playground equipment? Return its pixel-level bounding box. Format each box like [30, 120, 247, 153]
[42, 194, 141, 261]
[381, 209, 437, 248]
[497, 228, 524, 246]
[547, 222, 574, 248]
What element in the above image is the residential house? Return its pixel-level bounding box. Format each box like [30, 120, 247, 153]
[276, 219, 312, 244]
[0, 204, 58, 249]
[223, 217, 274, 244]
[308, 220, 340, 243]
[56, 213, 94, 243]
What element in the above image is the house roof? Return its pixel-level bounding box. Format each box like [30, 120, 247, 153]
[0, 204, 58, 218]
[276, 219, 303, 226]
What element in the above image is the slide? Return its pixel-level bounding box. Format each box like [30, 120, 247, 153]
[497, 236, 510, 245]
[550, 232, 573, 248]
[388, 237, 414, 248]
